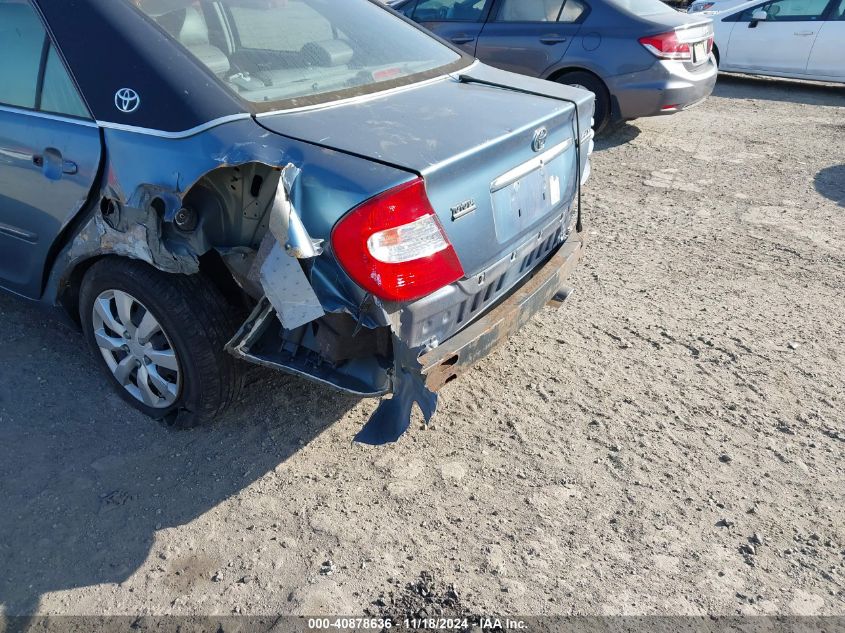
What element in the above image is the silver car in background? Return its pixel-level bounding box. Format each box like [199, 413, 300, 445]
[390, 0, 718, 131]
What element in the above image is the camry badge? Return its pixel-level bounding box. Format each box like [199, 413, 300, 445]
[114, 88, 141, 114]
[532, 127, 549, 153]
[451, 198, 478, 221]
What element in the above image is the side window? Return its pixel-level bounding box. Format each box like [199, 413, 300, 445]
[412, 0, 490, 21]
[0, 0, 45, 110]
[831, 0, 845, 18]
[397, 0, 419, 18]
[739, 0, 830, 20]
[41, 45, 89, 118]
[559, 0, 588, 22]
[0, 0, 89, 118]
[496, 0, 585, 21]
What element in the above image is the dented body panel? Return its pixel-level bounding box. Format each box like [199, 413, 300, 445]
[1, 0, 594, 443]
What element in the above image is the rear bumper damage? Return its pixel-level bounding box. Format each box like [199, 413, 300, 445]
[227, 216, 586, 443]
[420, 232, 585, 392]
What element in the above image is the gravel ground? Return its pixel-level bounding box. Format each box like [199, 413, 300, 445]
[1, 74, 844, 619]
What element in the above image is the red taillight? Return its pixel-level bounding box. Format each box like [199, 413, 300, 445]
[331, 178, 465, 302]
[639, 31, 692, 61]
[706, 35, 714, 54]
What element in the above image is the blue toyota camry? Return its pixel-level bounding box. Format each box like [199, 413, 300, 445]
[0, 0, 593, 443]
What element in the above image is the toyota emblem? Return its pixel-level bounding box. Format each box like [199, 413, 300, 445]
[532, 127, 549, 153]
[114, 88, 141, 114]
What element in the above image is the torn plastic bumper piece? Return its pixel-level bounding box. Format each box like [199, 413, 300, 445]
[419, 232, 586, 392]
[353, 336, 436, 446]
[226, 298, 391, 397]
[345, 232, 584, 445]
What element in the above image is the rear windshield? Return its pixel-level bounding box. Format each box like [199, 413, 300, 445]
[605, 0, 679, 15]
[130, 0, 464, 108]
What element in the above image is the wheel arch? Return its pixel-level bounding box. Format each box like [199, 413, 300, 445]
[545, 66, 616, 128]
[546, 66, 611, 98]
[58, 250, 247, 328]
[48, 160, 284, 324]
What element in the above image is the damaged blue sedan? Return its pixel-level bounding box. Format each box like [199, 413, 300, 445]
[0, 0, 593, 443]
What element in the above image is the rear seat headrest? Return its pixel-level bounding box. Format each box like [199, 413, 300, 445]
[179, 6, 212, 46]
[300, 40, 354, 67]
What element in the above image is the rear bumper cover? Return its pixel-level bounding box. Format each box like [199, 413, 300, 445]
[610, 57, 717, 120]
[420, 231, 586, 391]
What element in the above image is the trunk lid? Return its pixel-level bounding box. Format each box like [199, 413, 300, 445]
[256, 71, 586, 276]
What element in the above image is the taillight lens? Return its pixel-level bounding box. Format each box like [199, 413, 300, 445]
[706, 35, 714, 54]
[639, 31, 692, 61]
[332, 178, 465, 302]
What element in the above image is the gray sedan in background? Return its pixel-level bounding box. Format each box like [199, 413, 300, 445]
[390, 0, 718, 131]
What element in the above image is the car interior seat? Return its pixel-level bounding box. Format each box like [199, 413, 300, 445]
[176, 7, 231, 77]
[147, 2, 230, 78]
[448, 0, 483, 19]
[499, 0, 563, 21]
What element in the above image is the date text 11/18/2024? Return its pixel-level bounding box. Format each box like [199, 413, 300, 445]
[306, 618, 528, 630]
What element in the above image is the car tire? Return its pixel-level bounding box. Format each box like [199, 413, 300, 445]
[79, 257, 244, 428]
[554, 71, 611, 134]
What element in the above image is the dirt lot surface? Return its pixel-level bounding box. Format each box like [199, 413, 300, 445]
[1, 75, 844, 619]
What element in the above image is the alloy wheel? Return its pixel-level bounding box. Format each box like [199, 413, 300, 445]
[91, 289, 181, 408]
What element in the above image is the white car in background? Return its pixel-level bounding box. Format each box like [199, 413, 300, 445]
[710, 0, 844, 81]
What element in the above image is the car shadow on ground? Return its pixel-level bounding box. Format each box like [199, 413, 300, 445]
[714, 73, 845, 106]
[593, 122, 641, 151]
[815, 164, 845, 207]
[0, 292, 359, 618]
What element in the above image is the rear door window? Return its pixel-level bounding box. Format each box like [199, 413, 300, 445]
[0, 0, 89, 118]
[41, 46, 89, 118]
[738, 0, 830, 20]
[496, 0, 566, 21]
[0, 0, 45, 110]
[412, 0, 491, 21]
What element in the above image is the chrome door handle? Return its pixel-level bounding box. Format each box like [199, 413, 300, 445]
[794, 30, 815, 36]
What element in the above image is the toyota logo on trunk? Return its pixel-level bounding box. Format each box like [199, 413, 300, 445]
[114, 88, 141, 113]
[532, 127, 549, 153]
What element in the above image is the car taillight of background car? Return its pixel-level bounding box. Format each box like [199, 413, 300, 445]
[639, 31, 714, 62]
